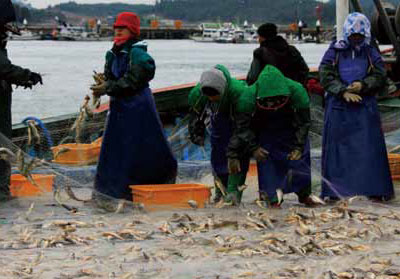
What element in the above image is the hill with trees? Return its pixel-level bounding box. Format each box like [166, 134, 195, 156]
[12, 0, 400, 26]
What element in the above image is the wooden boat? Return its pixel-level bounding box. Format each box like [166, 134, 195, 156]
[11, 0, 400, 149]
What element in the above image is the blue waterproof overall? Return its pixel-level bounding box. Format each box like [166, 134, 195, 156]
[94, 51, 177, 200]
[210, 109, 249, 185]
[321, 49, 394, 199]
[255, 108, 311, 201]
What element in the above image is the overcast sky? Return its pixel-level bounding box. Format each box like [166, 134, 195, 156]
[25, 0, 156, 9]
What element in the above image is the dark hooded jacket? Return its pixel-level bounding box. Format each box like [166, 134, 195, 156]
[0, 0, 32, 138]
[0, 0, 32, 200]
[0, 47, 32, 138]
[246, 35, 309, 86]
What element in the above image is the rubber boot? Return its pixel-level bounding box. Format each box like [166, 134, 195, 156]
[296, 185, 319, 207]
[225, 173, 245, 206]
[259, 191, 281, 208]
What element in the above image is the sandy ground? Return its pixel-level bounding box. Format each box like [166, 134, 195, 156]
[1, 175, 400, 279]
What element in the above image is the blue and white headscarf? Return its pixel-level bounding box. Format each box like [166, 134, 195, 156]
[342, 12, 371, 45]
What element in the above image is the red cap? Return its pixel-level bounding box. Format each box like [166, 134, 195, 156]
[114, 12, 140, 37]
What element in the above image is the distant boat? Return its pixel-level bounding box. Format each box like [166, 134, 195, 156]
[190, 23, 221, 43]
[192, 22, 258, 44]
[9, 29, 41, 41]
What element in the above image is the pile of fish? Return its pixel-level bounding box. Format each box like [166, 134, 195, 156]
[1, 196, 400, 278]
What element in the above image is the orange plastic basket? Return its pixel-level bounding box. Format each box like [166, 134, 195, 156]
[130, 184, 211, 211]
[92, 137, 103, 146]
[389, 154, 400, 180]
[10, 174, 55, 197]
[51, 142, 101, 165]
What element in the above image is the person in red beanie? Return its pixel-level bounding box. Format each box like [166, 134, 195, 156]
[90, 12, 177, 209]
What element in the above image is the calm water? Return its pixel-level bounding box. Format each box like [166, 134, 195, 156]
[8, 40, 329, 123]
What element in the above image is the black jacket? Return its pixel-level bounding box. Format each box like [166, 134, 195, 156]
[246, 36, 309, 86]
[0, 46, 31, 138]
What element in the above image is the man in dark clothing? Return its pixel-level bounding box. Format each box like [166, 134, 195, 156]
[247, 23, 309, 86]
[0, 0, 43, 201]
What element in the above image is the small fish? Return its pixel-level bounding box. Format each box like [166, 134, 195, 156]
[214, 235, 225, 246]
[102, 232, 124, 240]
[27, 120, 40, 145]
[267, 244, 284, 255]
[187, 200, 198, 209]
[207, 214, 215, 230]
[114, 200, 125, 214]
[215, 177, 227, 196]
[159, 222, 173, 234]
[276, 189, 283, 205]
[238, 184, 248, 192]
[288, 245, 305, 256]
[0, 147, 16, 162]
[256, 199, 268, 209]
[309, 194, 326, 205]
[337, 272, 354, 279]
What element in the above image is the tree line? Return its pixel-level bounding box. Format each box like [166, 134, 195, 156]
[12, 0, 400, 26]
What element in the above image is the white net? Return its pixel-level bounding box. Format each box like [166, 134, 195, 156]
[1, 96, 400, 278]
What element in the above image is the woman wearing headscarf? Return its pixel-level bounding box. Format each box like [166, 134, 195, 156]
[91, 12, 177, 203]
[319, 13, 394, 201]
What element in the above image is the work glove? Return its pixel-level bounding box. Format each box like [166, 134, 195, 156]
[91, 81, 107, 97]
[93, 71, 106, 85]
[21, 72, 43, 89]
[288, 149, 302, 161]
[29, 72, 43, 86]
[188, 118, 206, 146]
[252, 147, 269, 161]
[346, 81, 363, 94]
[342, 91, 362, 103]
[228, 158, 241, 174]
[189, 134, 205, 146]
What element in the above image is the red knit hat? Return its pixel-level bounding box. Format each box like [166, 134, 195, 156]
[114, 12, 140, 37]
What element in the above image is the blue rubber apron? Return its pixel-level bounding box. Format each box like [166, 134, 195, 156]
[94, 51, 177, 200]
[321, 49, 394, 198]
[255, 109, 311, 200]
[209, 108, 249, 183]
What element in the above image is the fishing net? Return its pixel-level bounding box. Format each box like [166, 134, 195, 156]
[2, 94, 400, 278]
[1, 95, 399, 211]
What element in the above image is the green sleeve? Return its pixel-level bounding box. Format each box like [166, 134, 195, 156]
[227, 85, 258, 159]
[361, 65, 386, 96]
[0, 50, 31, 85]
[287, 78, 310, 152]
[319, 63, 347, 96]
[106, 47, 156, 96]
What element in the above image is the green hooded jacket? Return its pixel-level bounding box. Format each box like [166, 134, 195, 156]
[188, 65, 252, 192]
[227, 65, 311, 159]
[104, 40, 155, 97]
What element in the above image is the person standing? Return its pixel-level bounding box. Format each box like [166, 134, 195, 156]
[319, 12, 394, 201]
[0, 0, 43, 201]
[247, 22, 309, 86]
[316, 19, 321, 44]
[246, 23, 316, 207]
[91, 12, 177, 204]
